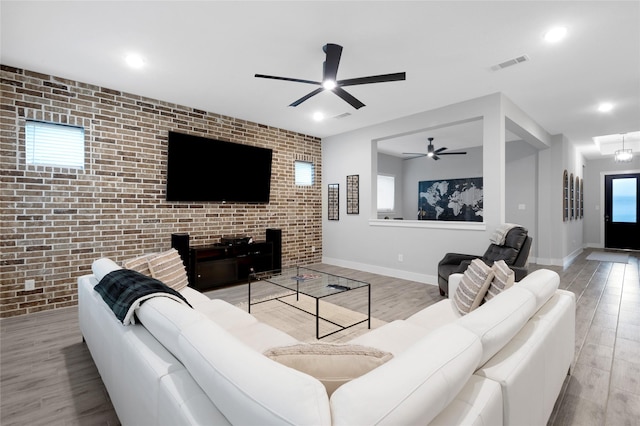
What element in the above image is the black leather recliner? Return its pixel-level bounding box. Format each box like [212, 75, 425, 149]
[437, 226, 532, 296]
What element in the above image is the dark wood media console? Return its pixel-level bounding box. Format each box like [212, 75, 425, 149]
[189, 241, 274, 291]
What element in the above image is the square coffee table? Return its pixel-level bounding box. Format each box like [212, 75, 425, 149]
[248, 266, 371, 339]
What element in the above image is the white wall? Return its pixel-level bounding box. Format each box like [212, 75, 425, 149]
[322, 93, 556, 285]
[505, 140, 538, 258]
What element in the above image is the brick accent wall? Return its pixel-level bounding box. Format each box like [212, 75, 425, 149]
[0, 65, 322, 318]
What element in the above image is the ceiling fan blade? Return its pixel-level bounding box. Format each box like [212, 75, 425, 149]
[402, 153, 427, 160]
[289, 87, 324, 107]
[438, 151, 467, 155]
[434, 147, 447, 154]
[323, 43, 343, 82]
[432, 154, 441, 161]
[338, 72, 406, 87]
[255, 74, 320, 86]
[333, 87, 365, 109]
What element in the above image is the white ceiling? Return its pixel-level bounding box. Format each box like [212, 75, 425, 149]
[1, 1, 639, 159]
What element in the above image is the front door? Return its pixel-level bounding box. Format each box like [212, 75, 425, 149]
[604, 173, 640, 250]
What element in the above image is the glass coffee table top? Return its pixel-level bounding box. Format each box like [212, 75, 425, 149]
[253, 266, 368, 298]
[249, 266, 371, 339]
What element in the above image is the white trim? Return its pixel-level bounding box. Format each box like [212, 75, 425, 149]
[322, 256, 437, 286]
[369, 219, 486, 231]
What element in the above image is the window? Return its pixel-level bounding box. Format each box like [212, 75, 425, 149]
[377, 174, 395, 211]
[295, 160, 314, 186]
[612, 177, 637, 223]
[25, 120, 85, 169]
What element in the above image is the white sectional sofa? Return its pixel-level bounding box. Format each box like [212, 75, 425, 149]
[78, 258, 575, 425]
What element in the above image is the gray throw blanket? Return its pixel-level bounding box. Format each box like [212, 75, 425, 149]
[95, 269, 192, 325]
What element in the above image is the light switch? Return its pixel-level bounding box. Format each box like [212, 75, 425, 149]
[518, 204, 526, 210]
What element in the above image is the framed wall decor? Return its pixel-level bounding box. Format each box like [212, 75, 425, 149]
[328, 183, 339, 220]
[346, 174, 359, 214]
[417, 177, 483, 222]
[563, 170, 569, 221]
[570, 173, 574, 220]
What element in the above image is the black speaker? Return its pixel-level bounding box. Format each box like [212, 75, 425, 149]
[266, 228, 282, 271]
[171, 233, 190, 270]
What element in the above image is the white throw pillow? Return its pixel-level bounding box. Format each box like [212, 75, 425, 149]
[453, 259, 494, 315]
[147, 249, 189, 291]
[264, 343, 393, 396]
[484, 260, 515, 302]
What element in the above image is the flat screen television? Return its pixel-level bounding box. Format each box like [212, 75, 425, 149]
[166, 131, 273, 203]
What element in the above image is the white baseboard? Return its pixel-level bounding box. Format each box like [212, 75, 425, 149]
[322, 256, 437, 286]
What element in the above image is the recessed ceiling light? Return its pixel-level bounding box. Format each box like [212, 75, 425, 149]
[313, 112, 325, 121]
[544, 26, 568, 43]
[598, 102, 614, 112]
[125, 53, 145, 69]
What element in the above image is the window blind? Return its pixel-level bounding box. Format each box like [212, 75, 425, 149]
[295, 160, 314, 186]
[25, 120, 85, 169]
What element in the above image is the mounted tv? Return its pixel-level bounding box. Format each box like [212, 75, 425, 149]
[166, 131, 273, 203]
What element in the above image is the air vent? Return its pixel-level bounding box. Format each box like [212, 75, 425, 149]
[332, 112, 352, 120]
[492, 55, 530, 71]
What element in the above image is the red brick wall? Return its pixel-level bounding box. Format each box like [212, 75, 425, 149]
[0, 65, 322, 318]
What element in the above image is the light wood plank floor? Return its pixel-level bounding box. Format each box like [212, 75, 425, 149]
[1, 248, 638, 425]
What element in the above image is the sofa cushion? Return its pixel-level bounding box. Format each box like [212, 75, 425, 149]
[178, 319, 332, 425]
[517, 269, 560, 311]
[349, 320, 434, 356]
[484, 260, 515, 302]
[178, 286, 212, 308]
[148, 249, 189, 291]
[122, 253, 157, 276]
[453, 259, 494, 315]
[429, 374, 503, 426]
[264, 343, 393, 397]
[137, 296, 207, 358]
[92, 257, 122, 281]
[405, 299, 461, 333]
[330, 323, 481, 426]
[455, 286, 537, 366]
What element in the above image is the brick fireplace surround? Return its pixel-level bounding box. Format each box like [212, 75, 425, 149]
[0, 65, 322, 318]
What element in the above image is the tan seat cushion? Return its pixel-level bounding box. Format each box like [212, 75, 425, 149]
[264, 343, 393, 396]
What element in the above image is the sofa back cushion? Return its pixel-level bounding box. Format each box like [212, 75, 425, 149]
[456, 286, 536, 366]
[137, 296, 207, 357]
[516, 269, 560, 311]
[178, 320, 331, 426]
[92, 257, 122, 281]
[330, 324, 481, 425]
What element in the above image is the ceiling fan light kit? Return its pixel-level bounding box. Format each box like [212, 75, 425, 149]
[255, 43, 406, 109]
[403, 137, 467, 161]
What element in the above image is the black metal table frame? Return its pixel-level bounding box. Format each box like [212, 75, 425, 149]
[248, 266, 371, 339]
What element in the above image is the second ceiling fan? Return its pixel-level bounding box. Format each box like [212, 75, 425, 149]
[255, 43, 406, 109]
[403, 137, 467, 160]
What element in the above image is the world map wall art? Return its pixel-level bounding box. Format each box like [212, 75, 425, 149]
[417, 177, 483, 222]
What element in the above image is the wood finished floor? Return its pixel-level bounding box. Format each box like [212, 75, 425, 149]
[1, 248, 638, 425]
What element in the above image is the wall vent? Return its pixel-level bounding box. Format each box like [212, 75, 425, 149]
[492, 55, 530, 71]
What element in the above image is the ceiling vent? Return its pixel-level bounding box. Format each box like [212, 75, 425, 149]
[492, 55, 530, 71]
[332, 112, 352, 120]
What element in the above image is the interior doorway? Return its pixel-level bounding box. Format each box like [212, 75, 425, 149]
[604, 173, 640, 250]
